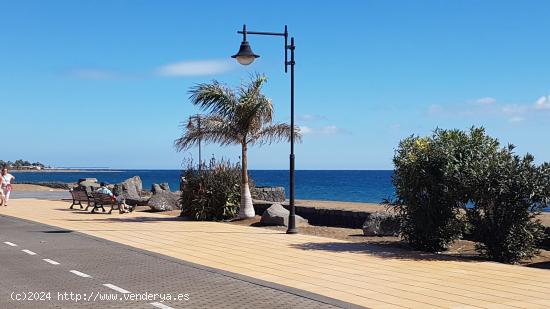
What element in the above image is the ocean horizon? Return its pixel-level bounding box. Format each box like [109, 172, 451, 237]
[12, 169, 395, 204]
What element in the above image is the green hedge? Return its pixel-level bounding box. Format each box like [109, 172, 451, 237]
[180, 158, 241, 221]
[391, 127, 550, 263]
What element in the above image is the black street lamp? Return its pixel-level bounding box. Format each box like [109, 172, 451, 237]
[232, 24, 298, 234]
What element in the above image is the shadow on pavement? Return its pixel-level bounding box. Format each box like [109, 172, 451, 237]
[290, 241, 483, 262]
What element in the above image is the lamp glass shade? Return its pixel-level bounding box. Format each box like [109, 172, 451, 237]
[232, 40, 259, 65]
[236, 55, 256, 65]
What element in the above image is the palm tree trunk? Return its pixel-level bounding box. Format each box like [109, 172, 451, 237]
[239, 142, 255, 219]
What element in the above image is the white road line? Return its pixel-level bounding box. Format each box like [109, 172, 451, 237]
[69, 270, 91, 278]
[3, 241, 17, 247]
[21, 249, 37, 255]
[103, 284, 131, 294]
[150, 302, 174, 309]
[42, 259, 60, 265]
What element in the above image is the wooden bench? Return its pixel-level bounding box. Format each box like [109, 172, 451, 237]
[69, 189, 92, 210]
[90, 192, 123, 214]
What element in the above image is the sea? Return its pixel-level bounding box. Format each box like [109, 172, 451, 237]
[11, 169, 550, 211]
[12, 170, 395, 204]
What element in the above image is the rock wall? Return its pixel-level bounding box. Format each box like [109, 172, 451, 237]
[251, 187, 286, 203]
[20, 182, 73, 190]
[253, 201, 372, 229]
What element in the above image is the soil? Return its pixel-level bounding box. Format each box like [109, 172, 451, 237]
[226, 216, 550, 269]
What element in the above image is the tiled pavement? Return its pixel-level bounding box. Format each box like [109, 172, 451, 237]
[0, 215, 351, 309]
[1, 199, 550, 308]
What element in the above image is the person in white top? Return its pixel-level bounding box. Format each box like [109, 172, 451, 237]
[0, 174, 5, 206]
[1, 167, 15, 206]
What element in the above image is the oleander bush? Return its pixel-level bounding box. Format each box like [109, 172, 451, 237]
[391, 128, 480, 252]
[180, 158, 241, 221]
[468, 153, 549, 263]
[391, 127, 550, 262]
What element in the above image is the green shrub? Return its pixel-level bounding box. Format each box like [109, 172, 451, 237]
[467, 149, 549, 263]
[391, 129, 475, 252]
[392, 127, 550, 262]
[180, 158, 241, 221]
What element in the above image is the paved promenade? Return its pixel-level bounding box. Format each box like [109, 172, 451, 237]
[2, 199, 550, 308]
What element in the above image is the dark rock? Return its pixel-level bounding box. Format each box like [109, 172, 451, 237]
[77, 180, 100, 195]
[78, 178, 98, 184]
[260, 203, 307, 227]
[113, 176, 149, 206]
[20, 182, 73, 190]
[151, 183, 171, 194]
[148, 191, 180, 211]
[362, 212, 400, 236]
[252, 186, 286, 203]
[160, 183, 170, 191]
[151, 184, 163, 194]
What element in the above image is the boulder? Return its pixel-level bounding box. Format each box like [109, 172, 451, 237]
[362, 212, 400, 236]
[148, 191, 181, 211]
[78, 178, 98, 184]
[77, 180, 100, 195]
[252, 186, 286, 203]
[151, 182, 171, 194]
[113, 176, 149, 206]
[260, 203, 307, 227]
[160, 183, 170, 191]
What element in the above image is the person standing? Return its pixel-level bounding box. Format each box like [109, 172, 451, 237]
[1, 167, 15, 206]
[0, 174, 5, 206]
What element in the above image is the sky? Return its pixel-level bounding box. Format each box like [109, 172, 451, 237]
[1, 0, 549, 170]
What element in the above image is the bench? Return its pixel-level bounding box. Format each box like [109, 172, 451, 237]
[69, 189, 92, 210]
[90, 192, 123, 214]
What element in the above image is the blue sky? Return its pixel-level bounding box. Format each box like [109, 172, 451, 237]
[1, 0, 549, 169]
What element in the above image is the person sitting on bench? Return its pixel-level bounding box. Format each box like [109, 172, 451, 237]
[97, 182, 129, 213]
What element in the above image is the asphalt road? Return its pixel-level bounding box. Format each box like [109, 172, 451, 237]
[0, 215, 360, 309]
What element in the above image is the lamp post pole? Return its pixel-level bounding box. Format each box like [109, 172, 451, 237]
[188, 114, 202, 172]
[232, 24, 298, 234]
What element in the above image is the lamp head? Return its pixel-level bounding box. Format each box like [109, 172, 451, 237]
[232, 40, 259, 65]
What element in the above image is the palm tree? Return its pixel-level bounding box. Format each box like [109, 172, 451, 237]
[175, 75, 300, 219]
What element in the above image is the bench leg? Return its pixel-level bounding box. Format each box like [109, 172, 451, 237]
[91, 203, 99, 213]
[70, 200, 82, 209]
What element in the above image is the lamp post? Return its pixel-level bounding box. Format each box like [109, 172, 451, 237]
[232, 24, 298, 234]
[187, 114, 202, 172]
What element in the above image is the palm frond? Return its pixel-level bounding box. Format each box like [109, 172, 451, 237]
[189, 81, 238, 119]
[248, 123, 302, 146]
[175, 116, 240, 151]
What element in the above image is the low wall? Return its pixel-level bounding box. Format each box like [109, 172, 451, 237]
[251, 187, 286, 203]
[253, 200, 372, 229]
[19, 182, 73, 190]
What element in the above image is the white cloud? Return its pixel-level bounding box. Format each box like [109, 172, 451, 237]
[67, 69, 121, 80]
[534, 95, 550, 110]
[299, 126, 313, 134]
[508, 116, 525, 123]
[474, 97, 497, 105]
[156, 59, 234, 77]
[298, 114, 326, 122]
[427, 104, 444, 115]
[319, 125, 340, 134]
[299, 125, 348, 135]
[501, 104, 528, 115]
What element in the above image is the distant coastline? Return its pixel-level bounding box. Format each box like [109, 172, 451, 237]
[11, 169, 122, 173]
